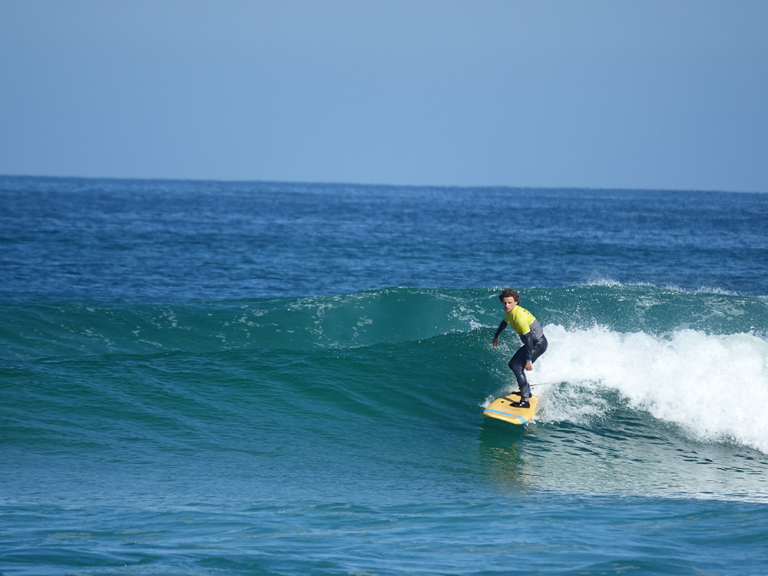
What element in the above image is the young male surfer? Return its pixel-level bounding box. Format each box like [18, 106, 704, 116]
[492, 288, 548, 408]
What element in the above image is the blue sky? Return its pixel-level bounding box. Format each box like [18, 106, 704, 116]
[1, 0, 766, 192]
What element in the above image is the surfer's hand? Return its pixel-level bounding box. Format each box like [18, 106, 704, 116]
[525, 361, 533, 371]
[492, 337, 499, 348]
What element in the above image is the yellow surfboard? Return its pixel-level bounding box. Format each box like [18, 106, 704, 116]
[483, 392, 539, 425]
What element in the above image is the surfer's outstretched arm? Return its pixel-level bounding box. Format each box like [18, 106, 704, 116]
[492, 320, 507, 347]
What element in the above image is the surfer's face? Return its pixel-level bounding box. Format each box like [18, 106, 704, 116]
[501, 296, 518, 313]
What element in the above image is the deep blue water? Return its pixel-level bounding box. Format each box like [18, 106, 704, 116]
[1, 176, 768, 575]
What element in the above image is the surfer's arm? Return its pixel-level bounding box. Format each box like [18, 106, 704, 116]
[492, 321, 507, 347]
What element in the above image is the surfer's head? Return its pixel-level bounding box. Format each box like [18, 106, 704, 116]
[498, 288, 520, 313]
[498, 288, 520, 303]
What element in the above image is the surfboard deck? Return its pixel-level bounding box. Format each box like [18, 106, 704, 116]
[483, 392, 538, 425]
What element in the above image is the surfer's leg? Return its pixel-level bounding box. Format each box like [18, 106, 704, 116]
[508, 347, 530, 399]
[509, 337, 548, 401]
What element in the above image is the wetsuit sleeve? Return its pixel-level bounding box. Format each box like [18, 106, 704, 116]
[494, 321, 507, 339]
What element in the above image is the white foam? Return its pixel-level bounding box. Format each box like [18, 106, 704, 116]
[534, 325, 768, 454]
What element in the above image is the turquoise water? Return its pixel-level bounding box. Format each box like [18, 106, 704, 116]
[1, 177, 768, 575]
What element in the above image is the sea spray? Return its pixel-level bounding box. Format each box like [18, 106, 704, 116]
[535, 325, 768, 453]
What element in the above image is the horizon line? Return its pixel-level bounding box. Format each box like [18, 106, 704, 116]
[0, 172, 764, 196]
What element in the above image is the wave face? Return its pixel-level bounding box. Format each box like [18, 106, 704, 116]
[3, 285, 767, 506]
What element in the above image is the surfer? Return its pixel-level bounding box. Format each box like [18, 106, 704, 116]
[492, 288, 548, 409]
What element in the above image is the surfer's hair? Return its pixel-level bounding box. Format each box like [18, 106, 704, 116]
[498, 288, 520, 303]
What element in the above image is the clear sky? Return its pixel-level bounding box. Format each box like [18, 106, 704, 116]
[1, 0, 767, 192]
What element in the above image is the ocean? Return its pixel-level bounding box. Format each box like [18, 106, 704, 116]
[1, 176, 767, 575]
